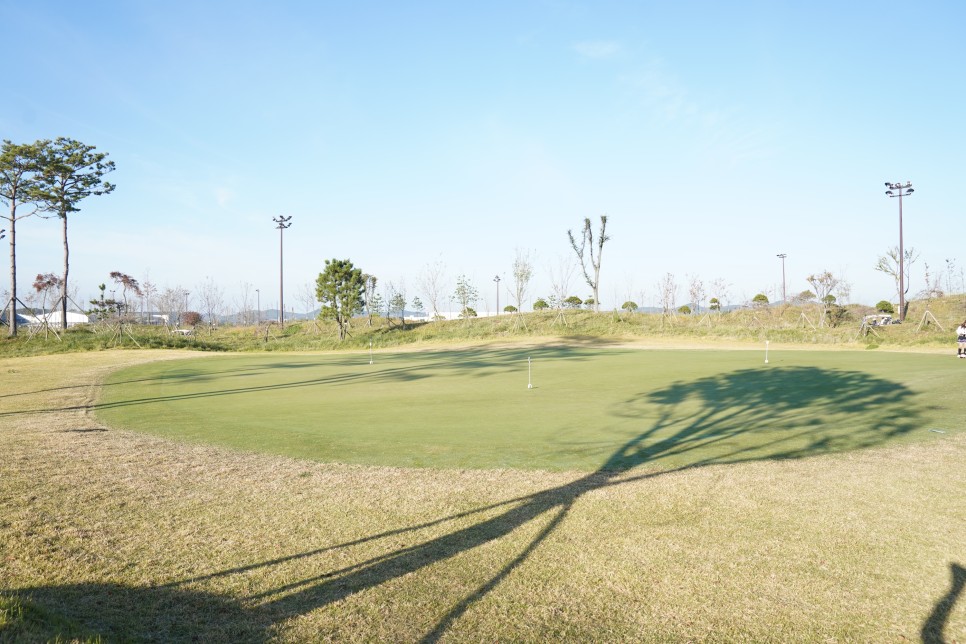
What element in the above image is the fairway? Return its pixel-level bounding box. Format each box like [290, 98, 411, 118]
[96, 347, 964, 472]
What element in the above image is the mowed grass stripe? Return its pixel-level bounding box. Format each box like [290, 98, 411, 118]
[95, 348, 964, 471]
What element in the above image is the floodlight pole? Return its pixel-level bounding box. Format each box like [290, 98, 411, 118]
[273, 215, 293, 326]
[494, 275, 501, 316]
[776, 254, 787, 304]
[885, 182, 914, 321]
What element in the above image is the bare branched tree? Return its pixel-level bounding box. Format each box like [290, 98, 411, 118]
[567, 215, 609, 313]
[156, 286, 189, 329]
[196, 276, 225, 328]
[687, 275, 705, 314]
[709, 278, 730, 312]
[418, 260, 447, 321]
[875, 246, 918, 316]
[297, 282, 317, 318]
[511, 248, 534, 314]
[547, 257, 573, 311]
[658, 273, 677, 317]
[234, 282, 255, 325]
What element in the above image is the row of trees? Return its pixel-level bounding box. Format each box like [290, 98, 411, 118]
[0, 138, 115, 336]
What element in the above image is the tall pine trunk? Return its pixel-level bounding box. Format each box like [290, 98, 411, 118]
[7, 201, 16, 337]
[61, 214, 69, 330]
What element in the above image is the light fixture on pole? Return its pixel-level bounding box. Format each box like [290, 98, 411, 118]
[493, 275, 501, 315]
[273, 215, 293, 326]
[776, 253, 787, 304]
[884, 182, 914, 321]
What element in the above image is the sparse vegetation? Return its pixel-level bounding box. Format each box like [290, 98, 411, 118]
[2, 295, 964, 358]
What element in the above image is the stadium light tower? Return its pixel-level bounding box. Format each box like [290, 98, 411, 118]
[776, 254, 787, 304]
[273, 215, 293, 326]
[494, 275, 501, 315]
[885, 181, 914, 321]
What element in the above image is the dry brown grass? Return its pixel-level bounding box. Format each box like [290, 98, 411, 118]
[1, 350, 964, 642]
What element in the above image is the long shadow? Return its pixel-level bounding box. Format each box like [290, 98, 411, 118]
[922, 563, 965, 644]
[6, 365, 928, 642]
[0, 346, 613, 417]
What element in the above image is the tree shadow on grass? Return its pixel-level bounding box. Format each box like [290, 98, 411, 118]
[6, 366, 929, 642]
[922, 563, 965, 644]
[0, 346, 612, 417]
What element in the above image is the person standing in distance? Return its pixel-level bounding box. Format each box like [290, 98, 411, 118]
[957, 319, 966, 358]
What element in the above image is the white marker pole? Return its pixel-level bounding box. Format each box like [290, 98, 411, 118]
[527, 356, 533, 389]
[369, 340, 373, 365]
[765, 340, 769, 364]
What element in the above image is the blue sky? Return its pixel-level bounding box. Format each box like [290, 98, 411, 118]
[3, 1, 964, 314]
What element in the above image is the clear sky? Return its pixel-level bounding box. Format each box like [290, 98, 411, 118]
[3, 0, 964, 314]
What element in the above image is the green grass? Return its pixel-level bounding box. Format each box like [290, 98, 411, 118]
[94, 347, 965, 472]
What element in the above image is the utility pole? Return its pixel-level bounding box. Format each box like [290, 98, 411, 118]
[494, 274, 501, 315]
[776, 253, 787, 304]
[273, 215, 292, 326]
[885, 182, 914, 321]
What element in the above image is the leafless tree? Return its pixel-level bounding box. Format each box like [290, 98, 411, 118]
[297, 282, 317, 318]
[709, 278, 730, 312]
[568, 215, 609, 313]
[234, 282, 256, 325]
[687, 275, 705, 314]
[156, 286, 190, 328]
[658, 273, 677, 317]
[547, 256, 575, 317]
[140, 274, 157, 324]
[511, 248, 534, 314]
[196, 276, 225, 327]
[418, 260, 447, 321]
[875, 246, 918, 315]
[918, 262, 944, 302]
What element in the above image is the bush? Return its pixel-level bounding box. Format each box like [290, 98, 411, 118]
[752, 293, 769, 307]
[876, 300, 895, 314]
[677, 305, 692, 315]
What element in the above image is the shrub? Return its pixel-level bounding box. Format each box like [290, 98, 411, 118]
[182, 311, 202, 326]
[876, 300, 895, 314]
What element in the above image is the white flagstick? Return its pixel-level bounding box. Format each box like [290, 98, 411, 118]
[369, 340, 373, 365]
[765, 340, 770, 364]
[528, 356, 533, 389]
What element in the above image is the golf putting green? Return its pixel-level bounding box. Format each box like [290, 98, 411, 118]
[96, 347, 964, 472]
